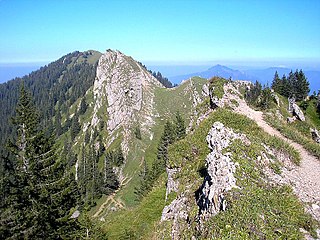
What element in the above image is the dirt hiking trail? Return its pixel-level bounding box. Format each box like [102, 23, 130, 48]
[223, 83, 320, 224]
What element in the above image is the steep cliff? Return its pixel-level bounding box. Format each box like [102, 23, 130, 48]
[91, 49, 163, 154]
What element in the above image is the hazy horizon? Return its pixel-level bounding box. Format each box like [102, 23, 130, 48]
[1, 0, 319, 64]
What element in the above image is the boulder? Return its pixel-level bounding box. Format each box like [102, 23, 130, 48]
[292, 103, 305, 121]
[288, 98, 305, 121]
[311, 128, 320, 143]
[287, 116, 297, 123]
[70, 210, 80, 219]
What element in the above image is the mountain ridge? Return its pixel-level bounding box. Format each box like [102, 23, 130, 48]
[1, 49, 320, 239]
[170, 64, 319, 92]
[170, 64, 257, 83]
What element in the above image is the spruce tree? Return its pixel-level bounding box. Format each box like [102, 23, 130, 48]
[287, 70, 296, 98]
[278, 70, 310, 101]
[55, 109, 62, 136]
[103, 158, 119, 195]
[79, 97, 88, 115]
[70, 113, 81, 140]
[174, 111, 186, 140]
[271, 71, 282, 93]
[280, 74, 287, 97]
[296, 69, 310, 101]
[0, 84, 81, 239]
[135, 120, 177, 200]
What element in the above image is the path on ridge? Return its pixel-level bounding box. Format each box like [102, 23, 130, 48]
[225, 85, 320, 222]
[93, 157, 145, 219]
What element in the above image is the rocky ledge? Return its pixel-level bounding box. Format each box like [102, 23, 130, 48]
[197, 122, 243, 221]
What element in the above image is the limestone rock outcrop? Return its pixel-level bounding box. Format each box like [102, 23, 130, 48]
[288, 98, 305, 121]
[272, 93, 280, 107]
[197, 122, 243, 220]
[165, 167, 179, 200]
[91, 49, 163, 153]
[161, 196, 189, 239]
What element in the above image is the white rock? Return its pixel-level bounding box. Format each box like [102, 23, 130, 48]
[198, 122, 244, 220]
[90, 49, 163, 155]
[312, 204, 320, 210]
[311, 128, 320, 144]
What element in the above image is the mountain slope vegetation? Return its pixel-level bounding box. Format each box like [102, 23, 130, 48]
[0, 49, 319, 239]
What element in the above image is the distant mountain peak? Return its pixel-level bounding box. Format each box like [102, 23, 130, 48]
[171, 64, 256, 82]
[208, 64, 231, 70]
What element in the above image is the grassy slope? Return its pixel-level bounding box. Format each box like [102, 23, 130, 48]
[306, 99, 320, 127]
[97, 78, 207, 236]
[161, 108, 317, 239]
[264, 95, 320, 158]
[100, 107, 317, 239]
[116, 77, 207, 206]
[155, 77, 207, 125]
[103, 175, 167, 239]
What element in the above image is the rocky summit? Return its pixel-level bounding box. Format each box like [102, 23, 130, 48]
[91, 49, 162, 154]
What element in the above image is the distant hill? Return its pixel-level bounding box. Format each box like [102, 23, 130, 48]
[170, 64, 257, 83]
[170, 65, 319, 93]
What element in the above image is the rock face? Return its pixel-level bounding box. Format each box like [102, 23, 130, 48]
[160, 196, 188, 238]
[197, 122, 242, 220]
[288, 97, 305, 121]
[202, 83, 209, 97]
[91, 49, 163, 153]
[209, 86, 221, 109]
[160, 122, 244, 239]
[272, 93, 280, 107]
[165, 167, 179, 200]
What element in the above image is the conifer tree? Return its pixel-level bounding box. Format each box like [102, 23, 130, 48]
[271, 71, 282, 93]
[174, 111, 186, 140]
[157, 121, 175, 167]
[103, 157, 119, 195]
[135, 120, 179, 199]
[70, 113, 81, 140]
[0, 84, 81, 239]
[295, 69, 310, 101]
[79, 97, 88, 115]
[55, 109, 62, 136]
[245, 80, 262, 105]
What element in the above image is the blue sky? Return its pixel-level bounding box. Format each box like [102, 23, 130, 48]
[0, 0, 319, 66]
